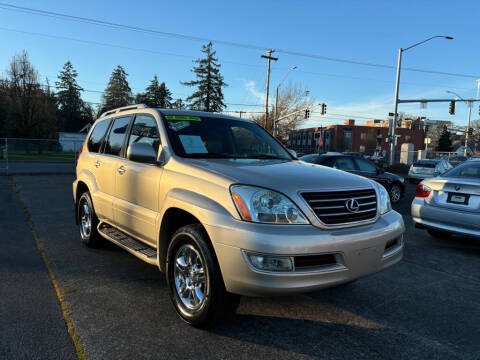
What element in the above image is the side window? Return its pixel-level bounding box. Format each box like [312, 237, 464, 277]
[355, 159, 377, 172]
[127, 115, 161, 155]
[104, 116, 132, 156]
[87, 120, 111, 153]
[333, 157, 356, 171]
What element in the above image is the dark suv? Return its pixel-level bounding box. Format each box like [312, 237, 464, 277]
[300, 154, 405, 204]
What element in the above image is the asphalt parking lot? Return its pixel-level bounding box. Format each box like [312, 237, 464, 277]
[1, 175, 479, 360]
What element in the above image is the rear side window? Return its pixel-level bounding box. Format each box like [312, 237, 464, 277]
[104, 116, 131, 156]
[87, 120, 111, 153]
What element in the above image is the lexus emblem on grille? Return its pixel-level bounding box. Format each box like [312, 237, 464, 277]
[455, 185, 461, 191]
[345, 199, 360, 213]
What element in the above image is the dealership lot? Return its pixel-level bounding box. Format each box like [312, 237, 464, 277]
[1, 175, 479, 360]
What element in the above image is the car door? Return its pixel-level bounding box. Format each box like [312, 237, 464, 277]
[97, 115, 133, 223]
[354, 158, 388, 186]
[113, 114, 162, 246]
[83, 118, 112, 220]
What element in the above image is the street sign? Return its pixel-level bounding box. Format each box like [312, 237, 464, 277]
[424, 138, 431, 144]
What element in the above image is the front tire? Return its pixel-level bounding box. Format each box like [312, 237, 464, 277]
[389, 183, 402, 204]
[166, 224, 239, 328]
[77, 192, 102, 247]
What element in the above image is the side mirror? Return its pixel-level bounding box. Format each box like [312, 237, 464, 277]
[288, 149, 297, 158]
[127, 143, 158, 164]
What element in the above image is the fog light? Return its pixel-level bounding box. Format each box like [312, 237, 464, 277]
[244, 252, 294, 272]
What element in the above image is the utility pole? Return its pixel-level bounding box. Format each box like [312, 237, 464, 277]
[235, 110, 245, 118]
[390, 48, 402, 166]
[261, 49, 278, 132]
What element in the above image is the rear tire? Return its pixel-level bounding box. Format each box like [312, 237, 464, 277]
[166, 224, 240, 328]
[77, 192, 103, 247]
[428, 229, 452, 240]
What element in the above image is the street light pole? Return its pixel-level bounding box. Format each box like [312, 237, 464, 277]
[389, 35, 453, 165]
[273, 66, 297, 137]
[390, 48, 402, 166]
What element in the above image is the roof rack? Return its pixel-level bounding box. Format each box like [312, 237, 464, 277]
[99, 104, 148, 118]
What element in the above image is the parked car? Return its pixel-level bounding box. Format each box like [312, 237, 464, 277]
[74, 105, 405, 327]
[412, 160, 480, 239]
[300, 154, 405, 204]
[408, 159, 452, 183]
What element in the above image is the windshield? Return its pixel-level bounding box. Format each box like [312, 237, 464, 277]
[443, 161, 480, 179]
[162, 115, 293, 160]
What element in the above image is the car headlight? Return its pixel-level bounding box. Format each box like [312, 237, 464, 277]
[230, 185, 309, 224]
[377, 184, 392, 215]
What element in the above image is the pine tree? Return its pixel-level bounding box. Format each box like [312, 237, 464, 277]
[437, 128, 452, 151]
[101, 65, 133, 113]
[55, 61, 86, 131]
[172, 98, 185, 110]
[182, 42, 227, 112]
[137, 75, 172, 108]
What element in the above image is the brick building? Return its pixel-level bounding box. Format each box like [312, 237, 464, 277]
[288, 119, 426, 156]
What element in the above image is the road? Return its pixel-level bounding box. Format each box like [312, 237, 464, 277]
[1, 175, 479, 359]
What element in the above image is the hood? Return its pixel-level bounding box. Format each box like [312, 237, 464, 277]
[185, 158, 374, 192]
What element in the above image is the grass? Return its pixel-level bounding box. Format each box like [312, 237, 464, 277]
[2, 150, 76, 162]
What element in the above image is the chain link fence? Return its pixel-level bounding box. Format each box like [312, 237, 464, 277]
[0, 137, 85, 173]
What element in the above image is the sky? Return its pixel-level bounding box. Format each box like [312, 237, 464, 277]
[1, 0, 479, 129]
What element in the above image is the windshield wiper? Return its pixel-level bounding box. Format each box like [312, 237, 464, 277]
[242, 154, 288, 160]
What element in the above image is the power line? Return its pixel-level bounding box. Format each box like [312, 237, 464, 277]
[1, 26, 476, 93]
[1, 3, 478, 79]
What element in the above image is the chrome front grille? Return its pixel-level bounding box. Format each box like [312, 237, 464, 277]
[301, 188, 377, 226]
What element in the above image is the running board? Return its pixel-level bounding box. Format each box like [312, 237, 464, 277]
[98, 223, 157, 266]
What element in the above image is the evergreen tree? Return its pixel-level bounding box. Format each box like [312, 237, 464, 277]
[172, 98, 185, 110]
[437, 128, 452, 151]
[55, 61, 86, 131]
[101, 65, 133, 113]
[137, 75, 172, 108]
[182, 42, 227, 112]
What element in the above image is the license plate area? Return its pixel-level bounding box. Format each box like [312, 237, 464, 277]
[447, 192, 469, 205]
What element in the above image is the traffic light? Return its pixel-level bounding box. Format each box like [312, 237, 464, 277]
[425, 125, 429, 133]
[449, 100, 456, 115]
[468, 127, 473, 136]
[304, 109, 310, 119]
[321, 103, 327, 115]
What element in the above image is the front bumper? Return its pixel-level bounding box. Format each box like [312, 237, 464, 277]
[206, 211, 405, 296]
[411, 198, 480, 237]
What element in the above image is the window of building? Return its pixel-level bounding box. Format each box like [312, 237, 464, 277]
[360, 132, 366, 141]
[359, 145, 365, 153]
[405, 135, 411, 142]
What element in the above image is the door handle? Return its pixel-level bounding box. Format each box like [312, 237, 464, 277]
[117, 166, 126, 175]
[95, 161, 100, 168]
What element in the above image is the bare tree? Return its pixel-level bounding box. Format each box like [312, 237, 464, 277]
[253, 82, 312, 142]
[2, 50, 56, 138]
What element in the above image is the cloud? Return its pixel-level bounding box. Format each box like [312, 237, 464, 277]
[244, 80, 266, 103]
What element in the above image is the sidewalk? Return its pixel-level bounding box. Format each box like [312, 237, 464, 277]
[0, 161, 75, 175]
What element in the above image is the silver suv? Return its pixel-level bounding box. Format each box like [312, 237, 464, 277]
[73, 104, 405, 327]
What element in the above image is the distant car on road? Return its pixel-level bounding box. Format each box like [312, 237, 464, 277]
[408, 159, 452, 183]
[412, 160, 480, 239]
[300, 154, 405, 204]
